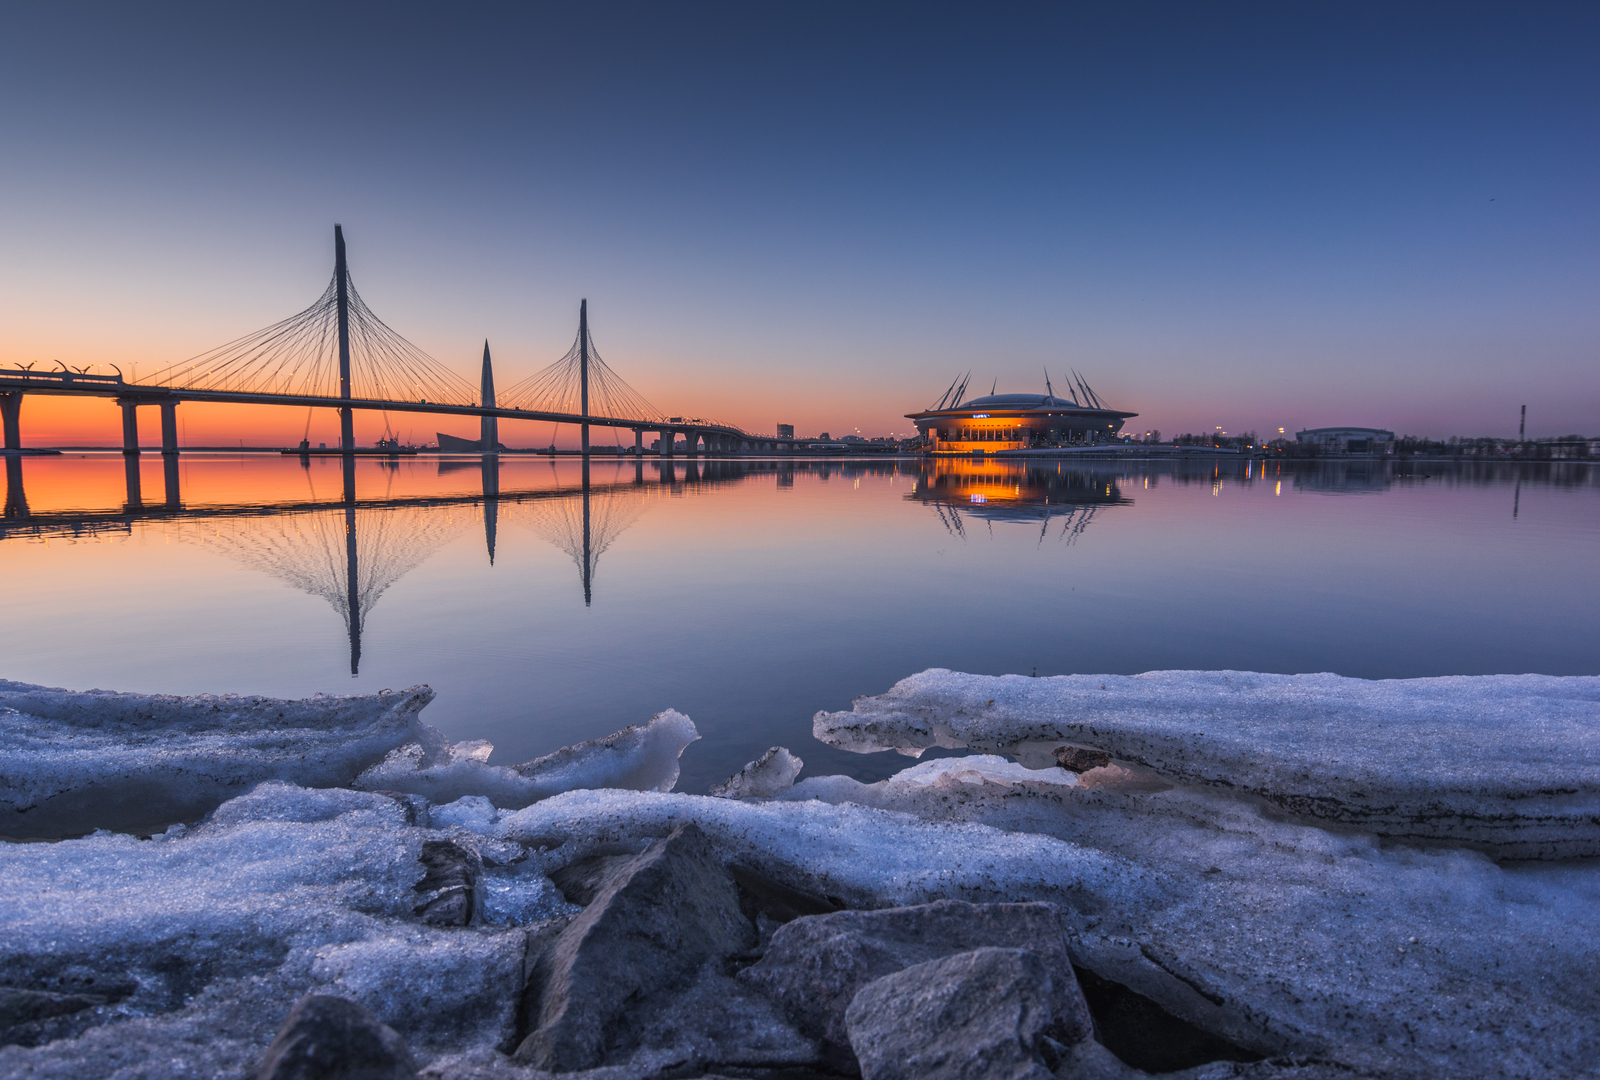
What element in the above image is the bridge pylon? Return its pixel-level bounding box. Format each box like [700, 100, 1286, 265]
[334, 225, 354, 452]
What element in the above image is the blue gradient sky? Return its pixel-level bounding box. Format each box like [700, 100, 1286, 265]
[1, 2, 1595, 443]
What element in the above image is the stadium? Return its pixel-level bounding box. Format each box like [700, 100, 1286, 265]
[905, 372, 1137, 453]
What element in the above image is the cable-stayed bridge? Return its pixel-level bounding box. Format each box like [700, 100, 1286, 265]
[0, 226, 797, 457]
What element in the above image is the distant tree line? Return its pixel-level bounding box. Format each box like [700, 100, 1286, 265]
[1394, 435, 1593, 459]
[1149, 432, 1596, 459]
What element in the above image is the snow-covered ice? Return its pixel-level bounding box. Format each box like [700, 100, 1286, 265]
[815, 668, 1600, 859]
[354, 709, 700, 808]
[6, 668, 1600, 1079]
[0, 781, 535, 1077]
[0, 680, 434, 839]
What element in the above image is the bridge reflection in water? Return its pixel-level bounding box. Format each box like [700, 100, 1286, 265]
[1, 455, 1155, 674]
[909, 458, 1131, 542]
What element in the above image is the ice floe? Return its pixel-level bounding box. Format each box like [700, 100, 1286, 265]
[711, 746, 805, 799]
[353, 709, 700, 808]
[0, 680, 433, 839]
[815, 668, 1600, 859]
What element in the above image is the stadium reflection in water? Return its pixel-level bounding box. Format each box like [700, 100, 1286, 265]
[909, 458, 1130, 542]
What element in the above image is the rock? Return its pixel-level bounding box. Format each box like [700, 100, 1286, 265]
[547, 852, 637, 906]
[1054, 745, 1113, 773]
[846, 947, 1091, 1080]
[711, 747, 804, 799]
[0, 988, 110, 1047]
[728, 862, 841, 926]
[1072, 963, 1259, 1073]
[738, 899, 1087, 1071]
[0, 987, 106, 1029]
[612, 960, 820, 1073]
[513, 822, 755, 1071]
[413, 840, 482, 927]
[256, 995, 417, 1080]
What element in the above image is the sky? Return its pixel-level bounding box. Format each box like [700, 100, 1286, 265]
[1, 1, 1595, 447]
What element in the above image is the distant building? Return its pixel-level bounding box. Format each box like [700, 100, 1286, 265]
[819, 432, 830, 440]
[1295, 427, 1395, 455]
[777, 424, 794, 438]
[906, 382, 1136, 455]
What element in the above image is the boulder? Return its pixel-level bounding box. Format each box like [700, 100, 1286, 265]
[256, 995, 417, 1080]
[738, 899, 1087, 1070]
[846, 947, 1090, 1080]
[513, 823, 755, 1071]
[1054, 746, 1112, 773]
[611, 961, 820, 1073]
[413, 840, 482, 927]
[547, 852, 637, 906]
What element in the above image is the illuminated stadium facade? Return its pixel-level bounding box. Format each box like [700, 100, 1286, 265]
[905, 373, 1137, 454]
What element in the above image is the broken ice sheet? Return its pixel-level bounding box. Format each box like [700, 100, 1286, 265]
[354, 709, 700, 808]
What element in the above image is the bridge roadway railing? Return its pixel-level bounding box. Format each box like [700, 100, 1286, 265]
[0, 369, 804, 453]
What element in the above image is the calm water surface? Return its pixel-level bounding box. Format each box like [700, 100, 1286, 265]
[2, 453, 1596, 791]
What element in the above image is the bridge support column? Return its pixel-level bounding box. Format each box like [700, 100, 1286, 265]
[659, 429, 673, 457]
[0, 392, 21, 451]
[160, 402, 179, 455]
[685, 430, 699, 456]
[634, 429, 643, 456]
[120, 401, 140, 455]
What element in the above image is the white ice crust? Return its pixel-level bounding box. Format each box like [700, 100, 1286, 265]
[0, 680, 434, 838]
[888, 754, 1079, 787]
[353, 709, 700, 808]
[815, 668, 1600, 858]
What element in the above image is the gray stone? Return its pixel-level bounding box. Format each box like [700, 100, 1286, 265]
[513, 823, 755, 1072]
[738, 899, 1087, 1071]
[0, 987, 110, 1047]
[1054, 745, 1113, 773]
[846, 947, 1090, 1080]
[615, 960, 820, 1073]
[413, 840, 482, 927]
[256, 995, 417, 1080]
[547, 852, 637, 906]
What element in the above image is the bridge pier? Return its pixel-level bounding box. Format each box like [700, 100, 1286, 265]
[685, 430, 700, 456]
[160, 402, 179, 455]
[120, 401, 141, 455]
[634, 429, 643, 456]
[0, 392, 21, 451]
[659, 429, 674, 457]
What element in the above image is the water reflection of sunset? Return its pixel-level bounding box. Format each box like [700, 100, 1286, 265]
[3, 453, 647, 518]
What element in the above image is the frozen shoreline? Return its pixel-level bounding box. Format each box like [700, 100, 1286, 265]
[2, 670, 1598, 1079]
